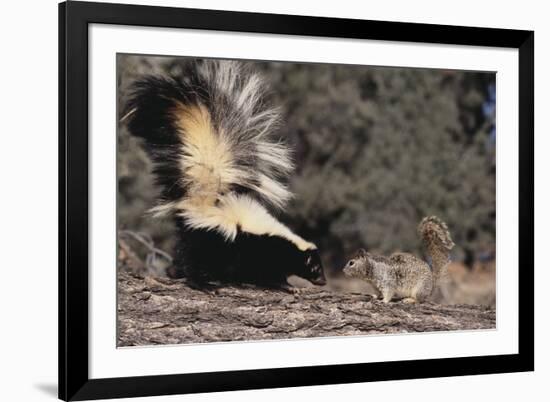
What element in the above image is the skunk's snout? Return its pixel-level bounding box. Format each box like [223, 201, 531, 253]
[311, 268, 327, 286]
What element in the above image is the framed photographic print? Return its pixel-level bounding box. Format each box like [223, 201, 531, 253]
[59, 1, 534, 400]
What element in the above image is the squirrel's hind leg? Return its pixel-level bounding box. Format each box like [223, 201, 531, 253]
[401, 284, 428, 304]
[413, 280, 432, 303]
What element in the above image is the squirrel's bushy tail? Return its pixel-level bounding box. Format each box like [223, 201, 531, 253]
[417, 216, 455, 285]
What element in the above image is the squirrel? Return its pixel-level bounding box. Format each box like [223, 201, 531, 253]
[342, 216, 455, 303]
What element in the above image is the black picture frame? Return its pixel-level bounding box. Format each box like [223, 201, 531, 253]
[59, 1, 534, 400]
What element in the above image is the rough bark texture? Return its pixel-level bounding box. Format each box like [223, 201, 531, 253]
[117, 270, 496, 347]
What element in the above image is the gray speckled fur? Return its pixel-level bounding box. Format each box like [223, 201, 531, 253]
[343, 216, 454, 303]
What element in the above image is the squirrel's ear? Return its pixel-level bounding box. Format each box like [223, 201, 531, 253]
[356, 248, 368, 257]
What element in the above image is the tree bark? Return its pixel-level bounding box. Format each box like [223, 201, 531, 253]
[117, 270, 496, 346]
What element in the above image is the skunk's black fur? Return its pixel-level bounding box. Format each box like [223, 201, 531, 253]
[173, 221, 324, 286]
[125, 60, 325, 287]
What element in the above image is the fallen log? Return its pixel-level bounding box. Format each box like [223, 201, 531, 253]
[117, 269, 496, 347]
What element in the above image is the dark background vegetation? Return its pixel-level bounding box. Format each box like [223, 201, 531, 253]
[117, 54, 496, 285]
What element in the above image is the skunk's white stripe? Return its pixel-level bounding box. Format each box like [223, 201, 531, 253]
[175, 103, 241, 200]
[252, 174, 293, 209]
[170, 101, 293, 209]
[236, 74, 262, 113]
[256, 141, 294, 173]
[149, 201, 178, 218]
[177, 194, 316, 252]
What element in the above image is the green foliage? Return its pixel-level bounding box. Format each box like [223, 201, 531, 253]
[117, 55, 495, 271]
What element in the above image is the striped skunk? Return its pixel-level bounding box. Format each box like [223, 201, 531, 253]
[124, 60, 326, 288]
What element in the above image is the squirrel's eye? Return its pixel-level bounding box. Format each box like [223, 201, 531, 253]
[349, 261, 355, 267]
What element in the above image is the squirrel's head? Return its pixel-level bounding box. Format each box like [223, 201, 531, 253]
[342, 248, 373, 279]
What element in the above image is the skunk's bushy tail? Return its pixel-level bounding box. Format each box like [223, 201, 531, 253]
[125, 60, 294, 218]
